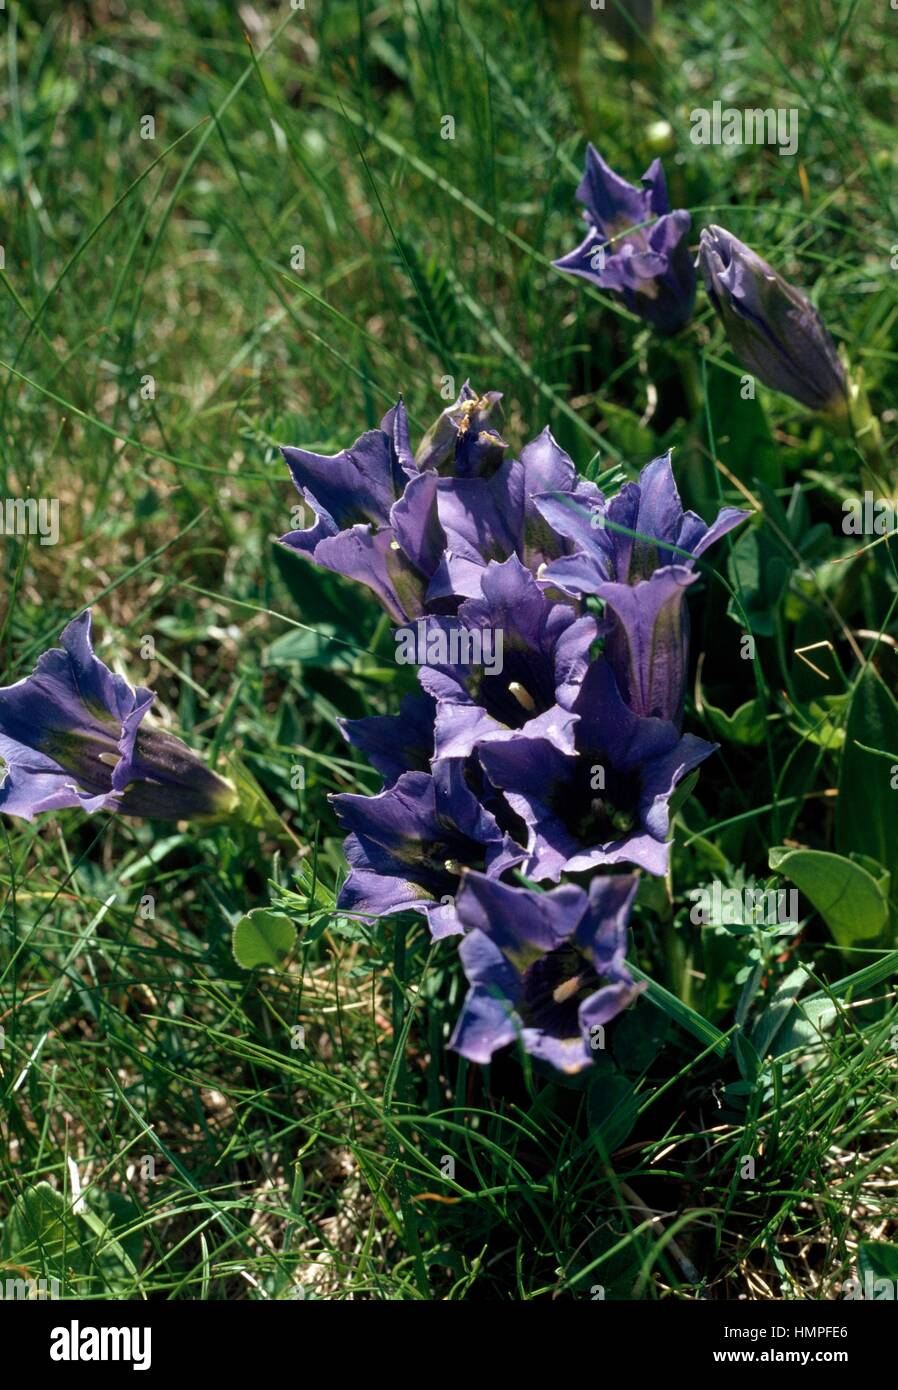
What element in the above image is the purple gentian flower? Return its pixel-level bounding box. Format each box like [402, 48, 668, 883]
[279, 399, 445, 623]
[699, 225, 848, 415]
[416, 556, 596, 759]
[428, 427, 602, 602]
[339, 692, 436, 787]
[554, 145, 696, 336]
[0, 612, 237, 822]
[449, 871, 643, 1074]
[332, 761, 524, 939]
[479, 659, 715, 879]
[535, 452, 747, 725]
[414, 381, 506, 477]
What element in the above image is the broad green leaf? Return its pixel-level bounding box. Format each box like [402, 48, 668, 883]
[858, 1242, 898, 1287]
[667, 768, 700, 823]
[587, 1067, 640, 1156]
[597, 399, 655, 459]
[612, 1004, 669, 1072]
[769, 846, 890, 948]
[0, 1182, 90, 1289]
[704, 361, 783, 490]
[702, 694, 767, 746]
[727, 526, 790, 637]
[768, 949, 898, 1058]
[232, 908, 297, 969]
[79, 1193, 144, 1296]
[750, 966, 811, 1057]
[732, 1030, 762, 1084]
[767, 995, 839, 1059]
[837, 667, 898, 909]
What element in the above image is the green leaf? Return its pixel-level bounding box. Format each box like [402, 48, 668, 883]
[626, 963, 728, 1056]
[702, 694, 767, 746]
[79, 1193, 144, 1296]
[223, 754, 293, 838]
[750, 966, 811, 1057]
[837, 667, 898, 909]
[769, 846, 891, 948]
[667, 768, 700, 823]
[759, 951, 898, 1059]
[768, 995, 838, 1059]
[0, 1182, 90, 1289]
[858, 1241, 898, 1286]
[731, 1030, 762, 1085]
[612, 1005, 669, 1072]
[705, 361, 783, 490]
[232, 908, 298, 969]
[597, 399, 655, 459]
[727, 525, 790, 638]
[265, 623, 354, 671]
[587, 1066, 640, 1156]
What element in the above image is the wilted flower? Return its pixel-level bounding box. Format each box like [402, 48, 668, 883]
[417, 556, 597, 759]
[479, 658, 715, 879]
[536, 452, 747, 724]
[449, 870, 643, 1073]
[414, 381, 506, 477]
[332, 761, 524, 939]
[699, 225, 848, 415]
[554, 144, 695, 335]
[0, 612, 237, 823]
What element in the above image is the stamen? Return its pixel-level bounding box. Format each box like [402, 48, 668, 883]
[97, 752, 120, 768]
[508, 681, 536, 712]
[444, 858, 462, 875]
[552, 974, 583, 1005]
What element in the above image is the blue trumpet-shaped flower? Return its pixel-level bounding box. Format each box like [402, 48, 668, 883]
[699, 225, 848, 415]
[332, 760, 524, 939]
[0, 612, 237, 822]
[479, 659, 715, 880]
[414, 381, 506, 477]
[554, 145, 696, 336]
[428, 426, 602, 602]
[280, 399, 445, 624]
[416, 555, 597, 760]
[449, 870, 643, 1074]
[339, 692, 437, 788]
[280, 397, 602, 617]
[535, 452, 747, 725]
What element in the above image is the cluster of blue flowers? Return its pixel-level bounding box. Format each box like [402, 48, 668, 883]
[280, 374, 747, 1074]
[0, 143, 850, 1077]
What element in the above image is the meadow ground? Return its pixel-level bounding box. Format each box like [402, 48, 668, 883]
[1, 0, 897, 1301]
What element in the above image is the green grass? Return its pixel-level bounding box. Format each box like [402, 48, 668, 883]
[1, 0, 897, 1300]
